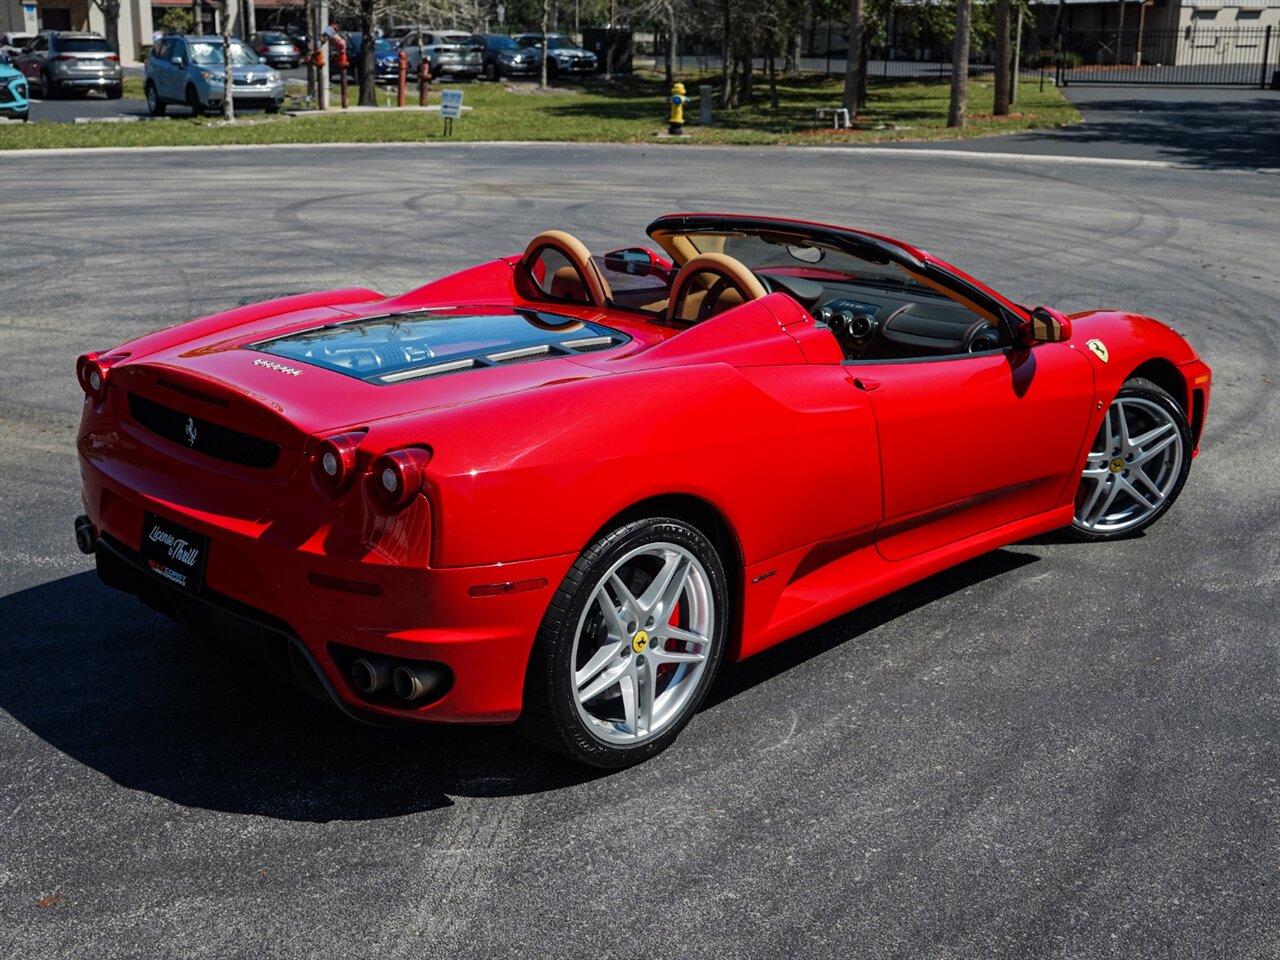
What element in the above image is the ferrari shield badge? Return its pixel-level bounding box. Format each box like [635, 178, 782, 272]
[1086, 339, 1109, 363]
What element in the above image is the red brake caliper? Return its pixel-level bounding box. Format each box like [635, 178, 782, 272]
[658, 600, 682, 685]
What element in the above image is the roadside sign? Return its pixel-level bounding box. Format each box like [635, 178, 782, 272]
[440, 89, 464, 120]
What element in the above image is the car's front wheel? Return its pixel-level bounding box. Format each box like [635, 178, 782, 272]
[521, 516, 728, 768]
[1069, 377, 1192, 540]
[185, 84, 204, 117]
[483, 60, 498, 81]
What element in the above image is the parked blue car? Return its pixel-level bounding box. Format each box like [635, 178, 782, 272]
[145, 34, 284, 116]
[0, 50, 29, 121]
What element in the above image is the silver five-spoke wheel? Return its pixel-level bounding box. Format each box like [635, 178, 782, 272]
[522, 516, 727, 768]
[571, 542, 714, 745]
[1071, 378, 1192, 540]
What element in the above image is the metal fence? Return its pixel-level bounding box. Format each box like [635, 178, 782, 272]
[1054, 26, 1278, 87]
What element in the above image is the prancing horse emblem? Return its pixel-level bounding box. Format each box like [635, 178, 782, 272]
[1086, 338, 1110, 363]
[185, 416, 198, 447]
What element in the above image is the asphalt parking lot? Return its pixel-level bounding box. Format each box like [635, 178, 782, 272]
[1, 143, 1277, 959]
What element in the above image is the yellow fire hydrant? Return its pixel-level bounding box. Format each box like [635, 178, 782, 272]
[668, 82, 687, 136]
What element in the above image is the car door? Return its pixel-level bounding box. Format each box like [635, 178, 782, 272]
[17, 35, 45, 84]
[853, 342, 1095, 561]
[160, 38, 185, 101]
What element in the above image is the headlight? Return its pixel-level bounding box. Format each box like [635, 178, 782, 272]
[199, 70, 226, 84]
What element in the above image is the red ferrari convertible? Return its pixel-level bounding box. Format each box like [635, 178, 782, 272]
[74, 213, 1211, 767]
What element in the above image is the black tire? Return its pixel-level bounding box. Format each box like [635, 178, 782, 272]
[106, 83, 122, 100]
[520, 516, 728, 768]
[145, 81, 165, 116]
[547, 60, 559, 81]
[266, 100, 281, 114]
[42, 69, 57, 99]
[483, 60, 498, 82]
[1067, 377, 1193, 542]
[185, 84, 204, 117]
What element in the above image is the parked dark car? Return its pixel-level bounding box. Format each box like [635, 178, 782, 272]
[345, 34, 404, 84]
[249, 32, 302, 69]
[471, 33, 539, 80]
[14, 31, 122, 99]
[512, 33, 597, 79]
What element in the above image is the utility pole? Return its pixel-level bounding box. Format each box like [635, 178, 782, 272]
[244, 0, 256, 39]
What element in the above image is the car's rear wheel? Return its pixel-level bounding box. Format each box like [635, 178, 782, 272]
[145, 81, 165, 116]
[186, 84, 204, 117]
[106, 82, 122, 100]
[1069, 377, 1192, 540]
[521, 516, 727, 768]
[42, 68, 57, 98]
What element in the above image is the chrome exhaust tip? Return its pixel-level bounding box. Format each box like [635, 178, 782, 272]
[74, 515, 97, 555]
[392, 663, 448, 703]
[351, 657, 391, 695]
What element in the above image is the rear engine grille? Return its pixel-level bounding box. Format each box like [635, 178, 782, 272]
[128, 393, 281, 469]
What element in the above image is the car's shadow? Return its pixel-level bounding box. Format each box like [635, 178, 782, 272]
[0, 548, 1038, 822]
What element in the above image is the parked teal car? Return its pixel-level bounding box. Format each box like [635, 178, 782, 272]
[0, 51, 29, 121]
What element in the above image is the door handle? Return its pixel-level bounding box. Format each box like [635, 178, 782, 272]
[854, 377, 881, 392]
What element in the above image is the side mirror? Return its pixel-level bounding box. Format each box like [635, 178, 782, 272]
[603, 247, 655, 277]
[171, 55, 185, 66]
[1018, 305, 1072, 347]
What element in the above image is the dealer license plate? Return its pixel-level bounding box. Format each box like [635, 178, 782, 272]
[141, 512, 209, 594]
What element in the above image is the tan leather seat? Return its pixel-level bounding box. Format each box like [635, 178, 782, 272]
[666, 253, 768, 323]
[521, 230, 613, 308]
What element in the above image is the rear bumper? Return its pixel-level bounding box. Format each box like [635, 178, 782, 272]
[52, 74, 121, 88]
[80, 457, 575, 725]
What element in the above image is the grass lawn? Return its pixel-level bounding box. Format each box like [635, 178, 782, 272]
[2, 73, 1079, 150]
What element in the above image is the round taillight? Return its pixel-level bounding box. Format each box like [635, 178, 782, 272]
[369, 449, 432, 510]
[312, 432, 363, 493]
[76, 352, 111, 403]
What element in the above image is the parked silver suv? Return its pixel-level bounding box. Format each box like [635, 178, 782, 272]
[14, 31, 122, 99]
[145, 35, 284, 116]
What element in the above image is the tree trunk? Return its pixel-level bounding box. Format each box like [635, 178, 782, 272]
[539, 0, 549, 88]
[842, 0, 862, 115]
[948, 0, 970, 128]
[768, 39, 777, 110]
[244, 0, 256, 39]
[94, 0, 121, 55]
[994, 0, 1011, 115]
[193, 0, 203, 35]
[358, 0, 375, 106]
[720, 0, 732, 108]
[222, 26, 235, 120]
[665, 4, 676, 86]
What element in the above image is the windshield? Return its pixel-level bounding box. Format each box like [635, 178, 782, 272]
[188, 40, 261, 67]
[546, 37, 574, 50]
[374, 39, 397, 55]
[488, 36, 518, 50]
[258, 33, 288, 43]
[683, 232, 936, 295]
